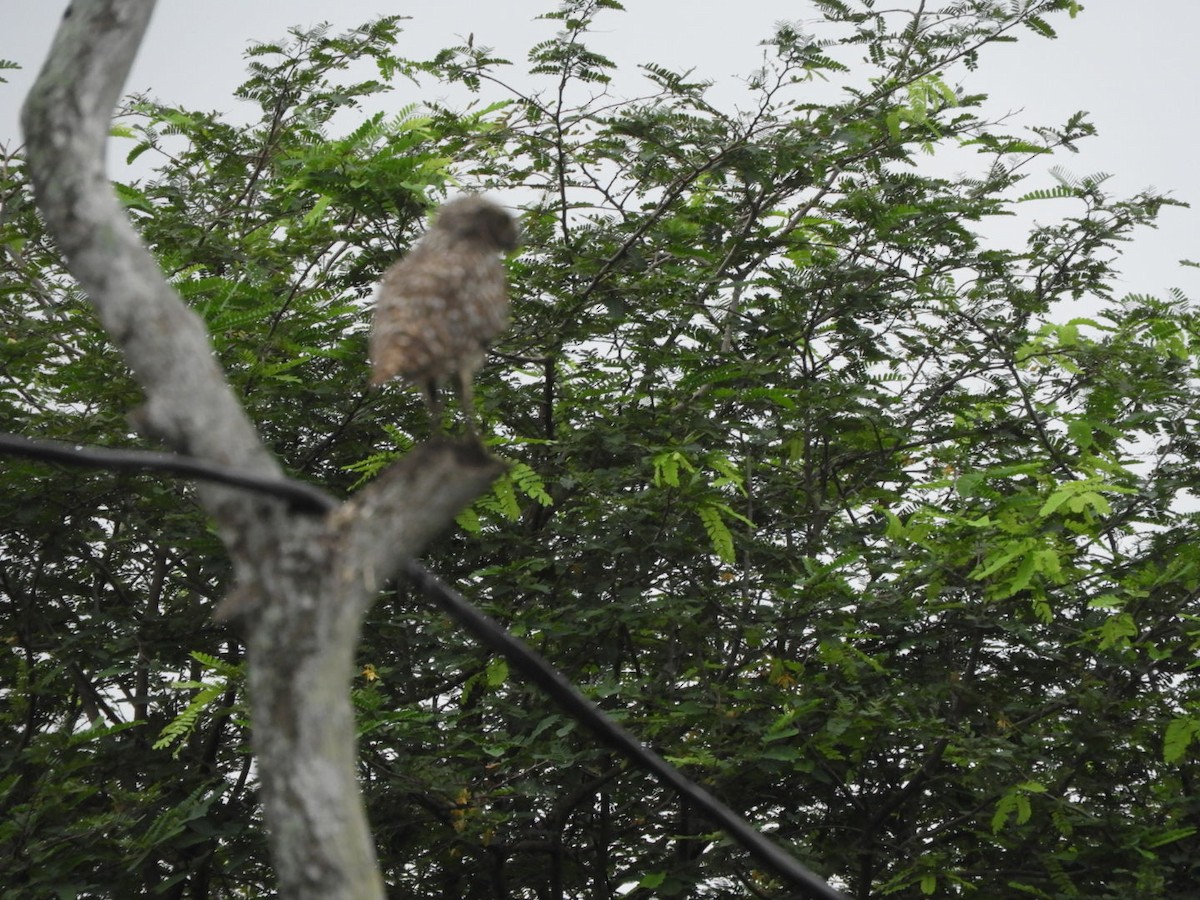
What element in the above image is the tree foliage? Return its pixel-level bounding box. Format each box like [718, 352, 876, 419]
[3, 1, 1199, 897]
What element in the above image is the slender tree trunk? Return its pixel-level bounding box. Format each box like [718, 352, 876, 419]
[20, 3, 502, 896]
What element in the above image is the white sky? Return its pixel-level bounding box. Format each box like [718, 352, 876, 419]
[3, 1, 1198, 302]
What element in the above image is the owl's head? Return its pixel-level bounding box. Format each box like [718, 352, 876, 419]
[434, 195, 520, 253]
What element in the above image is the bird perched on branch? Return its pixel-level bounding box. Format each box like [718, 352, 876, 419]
[369, 195, 519, 435]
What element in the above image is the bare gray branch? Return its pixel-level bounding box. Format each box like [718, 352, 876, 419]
[20, 3, 501, 897]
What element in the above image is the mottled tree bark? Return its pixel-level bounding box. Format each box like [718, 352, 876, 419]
[20, 2, 502, 897]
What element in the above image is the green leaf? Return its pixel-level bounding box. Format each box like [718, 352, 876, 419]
[508, 460, 553, 506]
[1142, 826, 1197, 849]
[639, 872, 667, 889]
[1164, 717, 1198, 764]
[698, 503, 736, 563]
[485, 657, 509, 687]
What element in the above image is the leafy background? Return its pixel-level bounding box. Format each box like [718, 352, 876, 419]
[2, 2, 1199, 897]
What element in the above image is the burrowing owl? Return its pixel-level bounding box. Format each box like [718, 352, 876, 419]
[369, 196, 519, 434]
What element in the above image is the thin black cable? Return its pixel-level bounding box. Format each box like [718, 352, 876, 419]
[0, 432, 336, 514]
[0, 430, 850, 897]
[404, 560, 851, 900]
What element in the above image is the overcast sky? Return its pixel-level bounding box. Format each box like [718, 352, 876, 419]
[3, 1, 1198, 302]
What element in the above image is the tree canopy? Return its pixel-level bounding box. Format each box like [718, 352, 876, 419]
[3, 0, 1199, 897]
